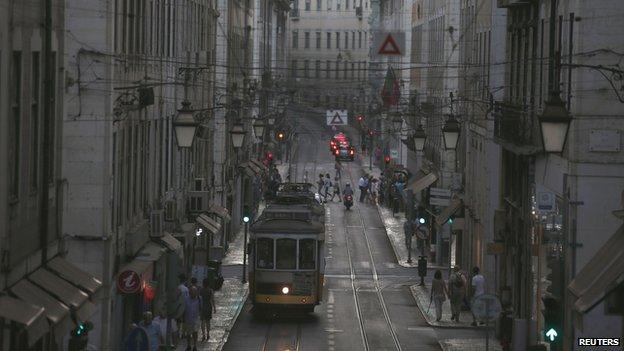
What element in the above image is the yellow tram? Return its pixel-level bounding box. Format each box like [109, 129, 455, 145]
[248, 185, 325, 313]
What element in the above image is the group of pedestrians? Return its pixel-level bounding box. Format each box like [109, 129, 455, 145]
[430, 266, 486, 325]
[357, 174, 380, 204]
[317, 173, 342, 203]
[130, 274, 216, 351]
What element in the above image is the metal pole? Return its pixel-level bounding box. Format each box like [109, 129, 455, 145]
[242, 222, 248, 283]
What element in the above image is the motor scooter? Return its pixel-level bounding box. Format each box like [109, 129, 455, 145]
[343, 194, 353, 210]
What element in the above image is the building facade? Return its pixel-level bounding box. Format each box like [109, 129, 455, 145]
[286, 0, 372, 114]
[63, 0, 218, 348]
[494, 0, 624, 348]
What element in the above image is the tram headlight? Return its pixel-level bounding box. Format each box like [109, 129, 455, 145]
[281, 286, 290, 295]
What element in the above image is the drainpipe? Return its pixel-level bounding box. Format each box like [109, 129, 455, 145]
[41, 0, 52, 264]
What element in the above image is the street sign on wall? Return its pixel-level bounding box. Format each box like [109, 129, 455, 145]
[430, 187, 451, 207]
[326, 110, 348, 126]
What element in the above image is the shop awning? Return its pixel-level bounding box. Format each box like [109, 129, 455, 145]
[28, 268, 96, 322]
[135, 242, 166, 262]
[209, 203, 231, 222]
[406, 171, 438, 193]
[0, 295, 48, 347]
[161, 232, 182, 253]
[568, 224, 624, 314]
[197, 214, 222, 235]
[46, 257, 103, 299]
[11, 280, 73, 338]
[435, 198, 464, 228]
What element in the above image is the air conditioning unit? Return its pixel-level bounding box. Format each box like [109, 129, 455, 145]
[150, 210, 164, 238]
[164, 200, 177, 222]
[193, 178, 207, 191]
[189, 191, 209, 213]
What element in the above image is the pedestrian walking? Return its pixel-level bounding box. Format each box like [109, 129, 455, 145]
[470, 266, 486, 326]
[153, 309, 176, 349]
[199, 279, 216, 341]
[175, 274, 189, 341]
[448, 266, 466, 322]
[138, 311, 162, 351]
[317, 173, 325, 199]
[323, 173, 332, 199]
[183, 286, 202, 351]
[358, 176, 369, 202]
[431, 270, 449, 322]
[334, 160, 342, 179]
[330, 176, 341, 202]
[370, 178, 379, 204]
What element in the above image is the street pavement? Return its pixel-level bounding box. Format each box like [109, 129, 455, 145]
[214, 108, 496, 350]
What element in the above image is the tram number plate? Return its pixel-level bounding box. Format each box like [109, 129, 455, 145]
[293, 273, 314, 295]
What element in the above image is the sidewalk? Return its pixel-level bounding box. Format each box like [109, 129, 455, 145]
[409, 284, 476, 329]
[439, 338, 503, 351]
[176, 223, 251, 350]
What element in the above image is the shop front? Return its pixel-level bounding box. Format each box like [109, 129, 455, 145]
[0, 257, 102, 351]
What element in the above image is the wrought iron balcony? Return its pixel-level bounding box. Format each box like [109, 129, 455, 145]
[493, 101, 541, 154]
[290, 8, 300, 19]
[497, 0, 533, 8]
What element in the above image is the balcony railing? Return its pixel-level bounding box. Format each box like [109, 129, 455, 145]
[290, 8, 300, 19]
[493, 101, 540, 152]
[356, 6, 363, 19]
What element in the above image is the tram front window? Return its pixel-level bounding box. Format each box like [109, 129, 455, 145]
[299, 239, 316, 269]
[256, 238, 274, 269]
[276, 238, 297, 269]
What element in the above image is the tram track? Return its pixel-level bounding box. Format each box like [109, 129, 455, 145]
[337, 166, 403, 351]
[259, 319, 303, 351]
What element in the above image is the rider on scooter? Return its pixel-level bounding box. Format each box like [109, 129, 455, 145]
[343, 183, 354, 197]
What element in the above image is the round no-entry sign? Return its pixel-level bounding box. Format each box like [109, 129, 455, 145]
[415, 224, 429, 240]
[471, 294, 502, 321]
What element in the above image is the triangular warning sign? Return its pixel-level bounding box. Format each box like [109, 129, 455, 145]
[378, 34, 402, 55]
[330, 112, 344, 125]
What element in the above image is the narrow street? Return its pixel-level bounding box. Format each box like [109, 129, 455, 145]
[223, 112, 443, 351]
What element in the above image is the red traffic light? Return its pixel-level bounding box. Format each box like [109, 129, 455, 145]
[384, 155, 391, 164]
[266, 152, 274, 161]
[357, 115, 364, 122]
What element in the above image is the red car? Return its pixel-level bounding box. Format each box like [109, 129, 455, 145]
[330, 133, 349, 152]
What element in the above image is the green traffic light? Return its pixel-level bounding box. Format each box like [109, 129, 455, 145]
[545, 328, 558, 342]
[418, 217, 425, 224]
[448, 218, 454, 224]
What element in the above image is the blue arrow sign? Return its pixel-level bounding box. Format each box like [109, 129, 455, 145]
[546, 328, 558, 342]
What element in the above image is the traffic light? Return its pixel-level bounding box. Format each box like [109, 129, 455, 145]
[243, 205, 252, 223]
[542, 296, 562, 346]
[543, 255, 564, 348]
[265, 152, 274, 164]
[416, 206, 427, 225]
[368, 129, 374, 137]
[384, 155, 391, 164]
[357, 114, 364, 123]
[69, 321, 93, 351]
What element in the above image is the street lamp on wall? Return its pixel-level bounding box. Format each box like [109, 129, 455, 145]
[539, 95, 571, 153]
[442, 115, 461, 150]
[413, 124, 427, 152]
[252, 119, 266, 140]
[230, 122, 247, 149]
[173, 101, 198, 148]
